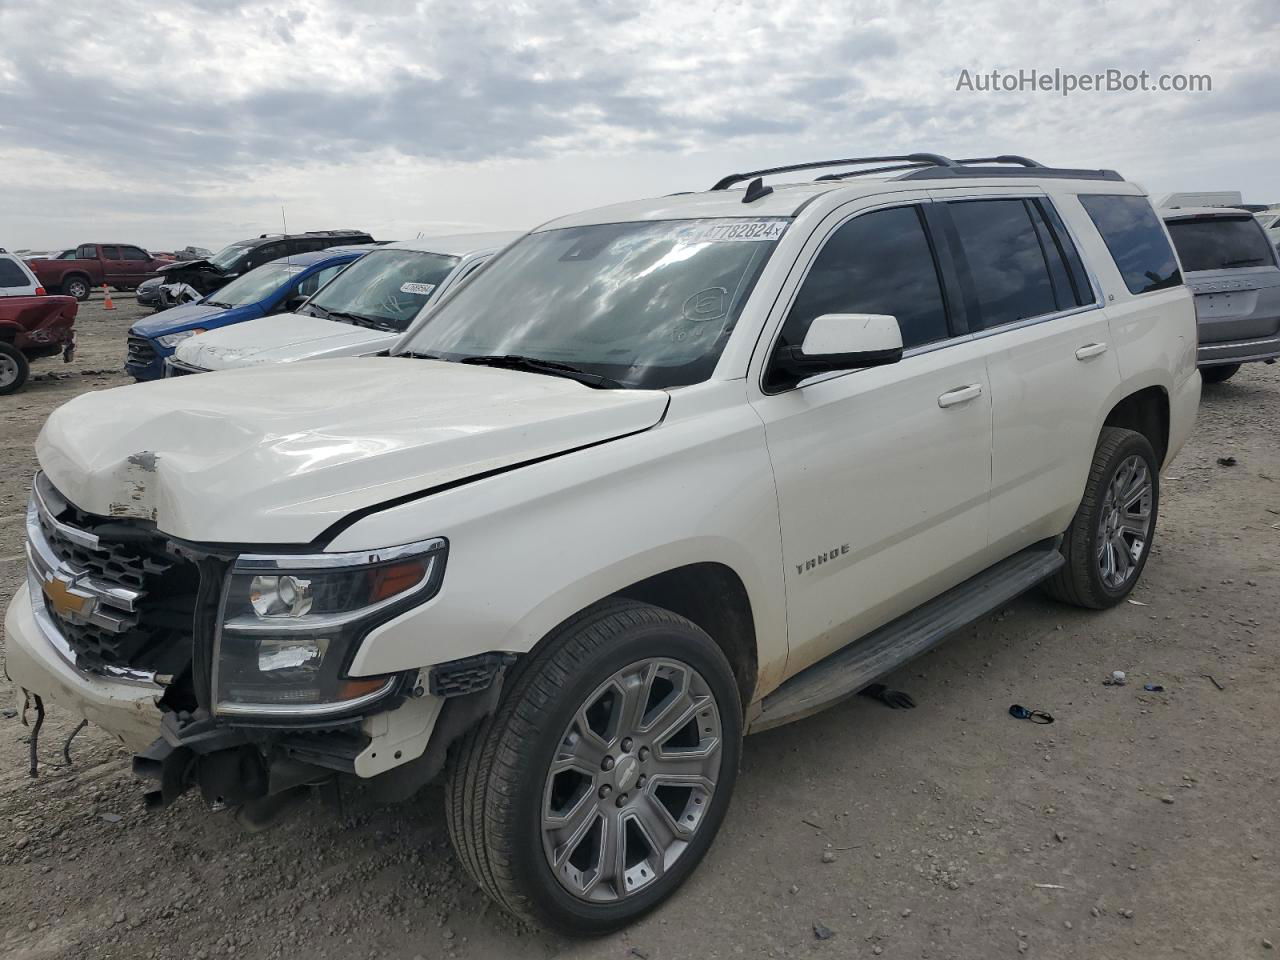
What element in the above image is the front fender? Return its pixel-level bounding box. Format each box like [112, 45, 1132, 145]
[330, 383, 788, 701]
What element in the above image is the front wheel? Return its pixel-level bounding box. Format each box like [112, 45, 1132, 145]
[0, 342, 30, 395]
[1044, 427, 1159, 609]
[1200, 363, 1240, 385]
[445, 600, 742, 934]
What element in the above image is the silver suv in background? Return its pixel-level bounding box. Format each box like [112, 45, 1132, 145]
[1161, 207, 1280, 383]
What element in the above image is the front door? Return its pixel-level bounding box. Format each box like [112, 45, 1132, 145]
[749, 200, 994, 676]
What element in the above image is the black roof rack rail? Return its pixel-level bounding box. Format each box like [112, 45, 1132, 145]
[815, 161, 937, 181]
[897, 164, 1123, 182]
[710, 154, 957, 191]
[953, 155, 1045, 167]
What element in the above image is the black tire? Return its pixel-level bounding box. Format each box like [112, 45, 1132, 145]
[1043, 427, 1159, 609]
[1200, 363, 1240, 385]
[62, 275, 91, 301]
[0, 342, 31, 395]
[445, 599, 743, 935]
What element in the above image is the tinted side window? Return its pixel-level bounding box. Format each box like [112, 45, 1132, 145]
[291, 239, 323, 254]
[294, 263, 345, 298]
[1165, 217, 1276, 272]
[121, 246, 150, 261]
[0, 258, 30, 287]
[1079, 194, 1181, 295]
[101, 246, 121, 260]
[248, 243, 287, 268]
[778, 205, 950, 354]
[76, 245, 96, 259]
[947, 199, 1057, 329]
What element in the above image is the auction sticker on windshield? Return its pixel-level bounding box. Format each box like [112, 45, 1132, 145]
[683, 220, 788, 243]
[400, 282, 437, 296]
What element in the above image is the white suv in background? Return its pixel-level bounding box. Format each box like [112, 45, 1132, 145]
[0, 249, 45, 297]
[166, 232, 521, 374]
[7, 153, 1198, 933]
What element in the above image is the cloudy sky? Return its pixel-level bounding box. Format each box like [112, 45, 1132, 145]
[1, 0, 1276, 251]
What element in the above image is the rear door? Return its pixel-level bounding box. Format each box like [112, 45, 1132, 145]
[118, 245, 155, 286]
[100, 246, 127, 287]
[1164, 213, 1280, 352]
[748, 196, 995, 676]
[930, 190, 1121, 555]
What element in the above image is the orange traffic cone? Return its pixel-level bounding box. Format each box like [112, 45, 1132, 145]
[102, 284, 115, 310]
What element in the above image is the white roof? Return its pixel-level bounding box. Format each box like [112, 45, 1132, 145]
[379, 231, 524, 256]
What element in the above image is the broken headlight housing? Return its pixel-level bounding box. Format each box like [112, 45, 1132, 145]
[212, 538, 447, 719]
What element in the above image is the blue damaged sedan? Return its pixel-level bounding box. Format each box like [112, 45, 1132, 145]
[124, 246, 368, 381]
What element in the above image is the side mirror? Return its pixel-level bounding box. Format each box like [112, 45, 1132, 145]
[284, 296, 308, 313]
[774, 313, 904, 385]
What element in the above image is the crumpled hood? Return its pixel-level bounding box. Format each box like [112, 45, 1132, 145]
[36, 358, 669, 544]
[176, 314, 391, 369]
[157, 258, 222, 276]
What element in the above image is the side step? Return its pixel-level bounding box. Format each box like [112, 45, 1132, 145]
[750, 539, 1064, 733]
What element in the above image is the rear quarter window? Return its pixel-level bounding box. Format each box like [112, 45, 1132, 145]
[0, 258, 32, 288]
[1079, 194, 1182, 295]
[1165, 217, 1277, 272]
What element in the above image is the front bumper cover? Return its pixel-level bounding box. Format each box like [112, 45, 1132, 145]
[4, 581, 164, 752]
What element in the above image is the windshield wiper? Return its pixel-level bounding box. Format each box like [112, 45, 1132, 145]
[204, 300, 233, 309]
[458, 354, 623, 389]
[325, 310, 396, 331]
[1220, 258, 1267, 267]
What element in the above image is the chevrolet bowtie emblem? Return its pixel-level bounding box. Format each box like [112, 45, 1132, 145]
[42, 575, 93, 619]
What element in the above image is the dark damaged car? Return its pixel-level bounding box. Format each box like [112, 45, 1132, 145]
[155, 230, 373, 307]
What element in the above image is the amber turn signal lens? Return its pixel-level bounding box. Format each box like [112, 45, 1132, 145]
[337, 677, 392, 701]
[367, 558, 428, 603]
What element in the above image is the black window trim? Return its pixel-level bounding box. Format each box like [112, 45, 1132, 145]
[756, 192, 1113, 395]
[759, 198, 963, 395]
[933, 194, 1105, 338]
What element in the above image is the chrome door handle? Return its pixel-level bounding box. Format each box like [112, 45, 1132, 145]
[937, 383, 983, 408]
[1075, 342, 1108, 360]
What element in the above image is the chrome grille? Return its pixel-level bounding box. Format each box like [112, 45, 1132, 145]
[26, 473, 199, 681]
[126, 334, 156, 367]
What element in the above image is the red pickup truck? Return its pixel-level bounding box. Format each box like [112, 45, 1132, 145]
[27, 243, 171, 301]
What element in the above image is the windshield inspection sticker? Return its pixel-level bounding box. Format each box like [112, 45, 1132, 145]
[399, 281, 437, 296]
[686, 220, 787, 243]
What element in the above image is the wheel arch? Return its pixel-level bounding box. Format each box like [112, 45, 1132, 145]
[612, 562, 760, 713]
[1102, 384, 1169, 465]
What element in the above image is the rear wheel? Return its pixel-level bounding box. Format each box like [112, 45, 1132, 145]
[1044, 427, 1159, 609]
[0, 342, 31, 395]
[62, 276, 91, 301]
[445, 600, 742, 934]
[1200, 363, 1240, 384]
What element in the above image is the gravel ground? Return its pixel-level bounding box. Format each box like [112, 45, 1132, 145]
[1, 297, 1277, 959]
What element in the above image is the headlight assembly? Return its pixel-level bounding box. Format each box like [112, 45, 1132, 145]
[213, 538, 446, 719]
[156, 328, 204, 348]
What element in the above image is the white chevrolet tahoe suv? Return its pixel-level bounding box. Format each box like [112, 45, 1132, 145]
[5, 153, 1199, 933]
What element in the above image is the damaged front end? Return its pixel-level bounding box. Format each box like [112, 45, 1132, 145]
[17, 471, 494, 827]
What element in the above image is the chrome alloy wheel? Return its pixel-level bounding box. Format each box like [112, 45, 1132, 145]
[0, 353, 18, 388]
[1097, 454, 1153, 589]
[541, 658, 723, 903]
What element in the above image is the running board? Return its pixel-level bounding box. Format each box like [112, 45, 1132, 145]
[750, 539, 1064, 733]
